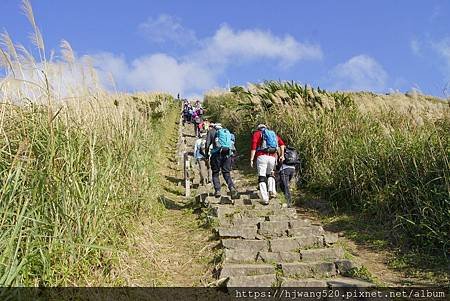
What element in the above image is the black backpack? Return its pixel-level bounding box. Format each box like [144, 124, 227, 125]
[284, 146, 300, 165]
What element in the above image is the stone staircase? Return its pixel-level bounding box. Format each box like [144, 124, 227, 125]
[181, 124, 374, 288]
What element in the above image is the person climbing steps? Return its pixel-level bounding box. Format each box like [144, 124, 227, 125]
[250, 124, 285, 205]
[205, 123, 239, 199]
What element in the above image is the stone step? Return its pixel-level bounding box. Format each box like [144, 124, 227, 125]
[219, 216, 265, 227]
[211, 205, 297, 220]
[223, 249, 258, 263]
[280, 261, 337, 278]
[269, 235, 324, 252]
[221, 239, 269, 252]
[257, 251, 301, 263]
[300, 247, 345, 262]
[267, 215, 298, 222]
[227, 274, 277, 287]
[220, 264, 275, 278]
[327, 277, 375, 287]
[289, 219, 312, 228]
[258, 221, 289, 238]
[323, 232, 339, 245]
[216, 226, 258, 239]
[287, 225, 325, 237]
[280, 277, 328, 287]
[335, 259, 358, 275]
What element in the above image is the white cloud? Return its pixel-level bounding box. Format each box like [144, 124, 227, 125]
[198, 24, 322, 68]
[90, 19, 323, 95]
[92, 52, 217, 95]
[138, 14, 197, 45]
[330, 55, 388, 92]
[432, 38, 450, 74]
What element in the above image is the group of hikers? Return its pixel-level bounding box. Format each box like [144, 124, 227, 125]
[182, 99, 206, 138]
[184, 99, 300, 208]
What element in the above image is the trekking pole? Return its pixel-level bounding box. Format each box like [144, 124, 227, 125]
[184, 151, 190, 197]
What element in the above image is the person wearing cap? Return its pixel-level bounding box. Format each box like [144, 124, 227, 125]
[193, 130, 211, 186]
[205, 123, 239, 199]
[250, 124, 286, 204]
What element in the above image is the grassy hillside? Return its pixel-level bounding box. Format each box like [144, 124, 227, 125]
[0, 93, 178, 285]
[205, 81, 449, 258]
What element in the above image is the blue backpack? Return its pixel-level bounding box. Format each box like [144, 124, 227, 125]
[259, 129, 278, 154]
[214, 128, 233, 156]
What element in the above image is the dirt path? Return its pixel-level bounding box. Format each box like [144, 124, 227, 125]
[115, 115, 218, 286]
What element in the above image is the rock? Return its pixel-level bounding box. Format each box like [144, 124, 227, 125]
[289, 219, 311, 228]
[269, 235, 322, 252]
[327, 277, 375, 287]
[281, 278, 327, 287]
[300, 248, 344, 262]
[257, 251, 300, 263]
[258, 221, 289, 238]
[220, 196, 233, 204]
[224, 249, 258, 263]
[269, 238, 299, 253]
[287, 225, 324, 237]
[220, 264, 275, 278]
[266, 215, 295, 222]
[217, 226, 257, 239]
[221, 239, 269, 252]
[280, 262, 337, 278]
[227, 274, 277, 287]
[323, 232, 339, 245]
[335, 259, 357, 275]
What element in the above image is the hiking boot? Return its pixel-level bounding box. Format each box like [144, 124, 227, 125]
[214, 190, 221, 198]
[230, 188, 239, 199]
[269, 191, 277, 199]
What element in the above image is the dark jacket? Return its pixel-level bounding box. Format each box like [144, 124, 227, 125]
[204, 127, 216, 157]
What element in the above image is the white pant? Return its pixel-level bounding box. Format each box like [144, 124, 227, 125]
[256, 155, 277, 202]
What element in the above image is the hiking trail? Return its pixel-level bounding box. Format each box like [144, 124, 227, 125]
[181, 122, 375, 288]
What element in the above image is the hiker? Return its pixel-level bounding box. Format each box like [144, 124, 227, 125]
[205, 123, 239, 199]
[250, 124, 285, 205]
[193, 130, 211, 186]
[276, 145, 300, 208]
[192, 110, 203, 137]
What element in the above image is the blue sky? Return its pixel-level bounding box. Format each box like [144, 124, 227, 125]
[1, 0, 450, 98]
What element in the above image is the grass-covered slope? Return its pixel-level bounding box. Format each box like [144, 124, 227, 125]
[0, 93, 179, 285]
[205, 81, 449, 258]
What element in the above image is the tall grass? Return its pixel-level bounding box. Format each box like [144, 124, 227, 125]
[0, 0, 178, 285]
[205, 81, 449, 257]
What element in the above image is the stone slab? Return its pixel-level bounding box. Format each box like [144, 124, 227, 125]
[257, 251, 300, 263]
[281, 278, 328, 287]
[323, 232, 339, 245]
[300, 248, 344, 262]
[222, 239, 269, 252]
[258, 221, 289, 238]
[220, 264, 275, 278]
[227, 274, 277, 287]
[289, 219, 311, 228]
[217, 226, 257, 239]
[327, 277, 375, 287]
[224, 249, 258, 263]
[269, 235, 323, 252]
[335, 259, 357, 275]
[287, 225, 324, 237]
[280, 262, 337, 278]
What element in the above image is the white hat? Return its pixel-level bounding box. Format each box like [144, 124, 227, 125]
[214, 123, 223, 129]
[257, 124, 267, 130]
